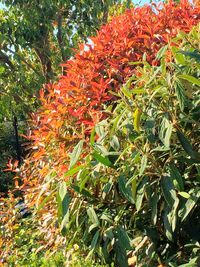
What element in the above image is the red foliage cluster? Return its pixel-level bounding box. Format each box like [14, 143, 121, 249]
[24, 0, 200, 192]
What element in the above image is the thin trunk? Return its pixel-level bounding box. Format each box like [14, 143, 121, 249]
[13, 116, 21, 164]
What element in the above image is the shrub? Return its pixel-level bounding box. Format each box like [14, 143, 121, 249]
[50, 27, 200, 266]
[1, 1, 200, 266]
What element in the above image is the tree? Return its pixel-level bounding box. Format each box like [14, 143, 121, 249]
[0, 0, 132, 121]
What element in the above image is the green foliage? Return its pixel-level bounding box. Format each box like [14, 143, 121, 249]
[50, 26, 200, 266]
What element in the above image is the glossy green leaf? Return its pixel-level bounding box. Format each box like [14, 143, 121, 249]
[134, 108, 141, 133]
[64, 165, 83, 177]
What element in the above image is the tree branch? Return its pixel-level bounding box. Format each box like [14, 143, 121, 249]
[5, 47, 42, 77]
[57, 12, 66, 62]
[0, 50, 15, 71]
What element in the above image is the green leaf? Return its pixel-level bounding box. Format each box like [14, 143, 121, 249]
[156, 45, 168, 60]
[170, 197, 179, 232]
[121, 85, 132, 98]
[178, 74, 200, 87]
[151, 192, 159, 225]
[118, 175, 135, 204]
[87, 230, 100, 258]
[71, 185, 93, 199]
[69, 140, 84, 169]
[139, 154, 147, 176]
[178, 192, 190, 199]
[161, 175, 176, 208]
[179, 50, 200, 63]
[175, 81, 187, 111]
[110, 135, 120, 151]
[115, 225, 132, 250]
[113, 241, 129, 267]
[171, 47, 186, 65]
[0, 66, 5, 74]
[169, 164, 184, 191]
[87, 206, 99, 225]
[133, 108, 142, 133]
[159, 116, 172, 148]
[178, 257, 198, 267]
[177, 130, 198, 159]
[57, 182, 71, 232]
[93, 151, 113, 167]
[90, 128, 95, 145]
[179, 190, 200, 222]
[163, 206, 173, 241]
[88, 223, 99, 233]
[131, 88, 145, 94]
[136, 176, 148, 211]
[102, 182, 113, 199]
[64, 165, 83, 177]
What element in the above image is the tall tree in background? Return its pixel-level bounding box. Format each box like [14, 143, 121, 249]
[0, 0, 132, 121]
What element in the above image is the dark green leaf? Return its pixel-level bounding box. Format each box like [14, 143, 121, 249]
[87, 230, 100, 258]
[177, 131, 199, 159]
[161, 175, 176, 208]
[169, 163, 184, 191]
[118, 175, 135, 204]
[71, 185, 93, 199]
[113, 241, 129, 267]
[115, 225, 132, 250]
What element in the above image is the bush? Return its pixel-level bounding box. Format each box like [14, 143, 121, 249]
[47, 27, 200, 266]
[1, 1, 200, 266]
